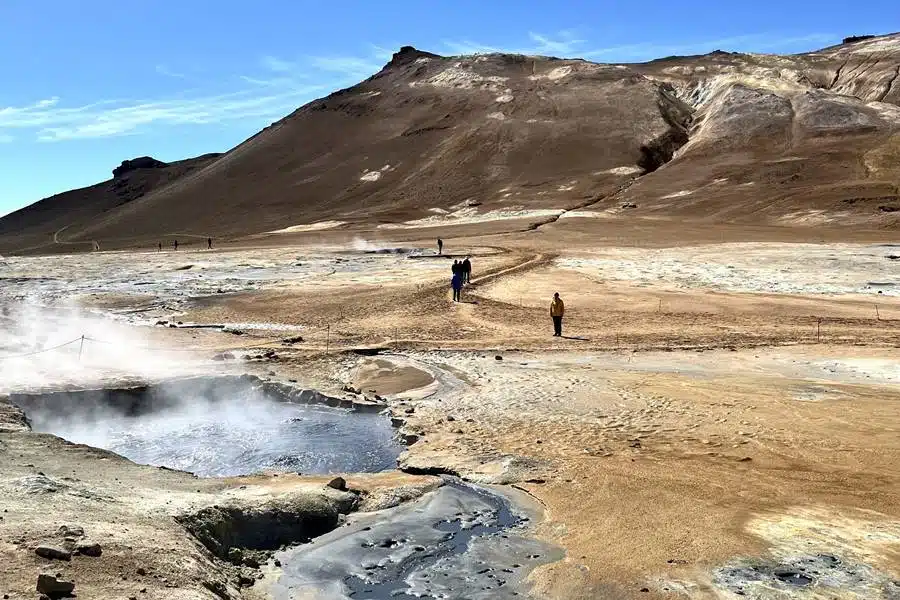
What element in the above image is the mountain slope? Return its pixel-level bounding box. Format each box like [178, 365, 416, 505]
[2, 34, 899, 253]
[0, 154, 221, 253]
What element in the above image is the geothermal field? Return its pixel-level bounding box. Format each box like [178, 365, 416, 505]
[2, 29, 900, 600]
[1, 228, 900, 600]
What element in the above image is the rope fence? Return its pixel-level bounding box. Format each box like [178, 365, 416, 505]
[0, 334, 286, 362]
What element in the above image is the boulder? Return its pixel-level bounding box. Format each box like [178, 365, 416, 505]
[36, 573, 75, 598]
[326, 477, 347, 491]
[35, 545, 72, 561]
[112, 156, 167, 177]
[75, 541, 102, 557]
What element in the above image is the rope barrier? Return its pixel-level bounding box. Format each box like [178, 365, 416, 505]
[0, 333, 298, 361]
[0, 337, 84, 361]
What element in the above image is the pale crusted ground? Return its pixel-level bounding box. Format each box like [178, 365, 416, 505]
[2, 230, 900, 599]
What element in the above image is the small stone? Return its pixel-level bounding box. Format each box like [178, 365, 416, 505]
[274, 559, 282, 567]
[36, 573, 75, 597]
[35, 545, 72, 561]
[136, 568, 147, 576]
[446, 415, 455, 422]
[326, 477, 347, 491]
[495, 355, 503, 361]
[57, 525, 84, 538]
[243, 556, 260, 569]
[227, 547, 244, 564]
[640, 587, 650, 593]
[75, 541, 102, 557]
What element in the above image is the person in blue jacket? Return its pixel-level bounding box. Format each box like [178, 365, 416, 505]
[451, 271, 463, 302]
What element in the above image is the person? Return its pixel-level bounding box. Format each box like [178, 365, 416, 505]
[207, 237, 213, 250]
[550, 292, 565, 337]
[174, 239, 178, 251]
[158, 242, 162, 252]
[451, 270, 463, 302]
[462, 257, 472, 284]
[437, 238, 443, 255]
[452, 259, 460, 277]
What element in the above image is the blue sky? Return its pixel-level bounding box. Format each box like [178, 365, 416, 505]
[0, 0, 893, 216]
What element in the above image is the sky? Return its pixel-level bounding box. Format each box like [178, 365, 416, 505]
[0, 0, 894, 216]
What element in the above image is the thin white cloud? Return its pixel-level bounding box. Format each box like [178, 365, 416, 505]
[0, 84, 328, 142]
[581, 33, 836, 61]
[0, 54, 358, 142]
[261, 55, 296, 72]
[306, 55, 386, 79]
[155, 64, 186, 79]
[442, 30, 586, 57]
[441, 30, 836, 62]
[0, 133, 13, 143]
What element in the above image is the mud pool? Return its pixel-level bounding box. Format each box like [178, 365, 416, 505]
[10, 376, 402, 477]
[274, 478, 562, 600]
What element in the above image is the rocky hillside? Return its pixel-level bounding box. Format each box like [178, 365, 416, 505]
[0, 154, 221, 253]
[1, 33, 899, 252]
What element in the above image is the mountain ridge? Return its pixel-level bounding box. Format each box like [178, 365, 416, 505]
[2, 33, 899, 253]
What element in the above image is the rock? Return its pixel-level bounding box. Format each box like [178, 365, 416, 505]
[621, 202, 638, 209]
[227, 547, 244, 564]
[495, 355, 503, 360]
[35, 545, 72, 561]
[57, 525, 84, 538]
[113, 156, 167, 178]
[404, 407, 415, 414]
[243, 555, 260, 568]
[36, 573, 75, 597]
[75, 541, 102, 557]
[326, 477, 347, 491]
[136, 567, 147, 576]
[274, 558, 282, 567]
[446, 415, 455, 422]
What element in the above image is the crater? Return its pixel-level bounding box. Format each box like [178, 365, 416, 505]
[9, 375, 403, 477]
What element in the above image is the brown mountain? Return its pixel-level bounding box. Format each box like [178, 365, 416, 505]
[1, 34, 899, 254]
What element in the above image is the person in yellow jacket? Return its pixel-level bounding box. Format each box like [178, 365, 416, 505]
[550, 292, 565, 337]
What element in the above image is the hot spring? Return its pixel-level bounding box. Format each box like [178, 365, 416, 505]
[9, 375, 403, 477]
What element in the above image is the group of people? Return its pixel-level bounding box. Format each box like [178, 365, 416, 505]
[450, 257, 472, 302]
[441, 238, 565, 335]
[157, 237, 213, 251]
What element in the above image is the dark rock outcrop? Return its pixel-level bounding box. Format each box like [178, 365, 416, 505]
[36, 574, 75, 598]
[112, 157, 168, 178]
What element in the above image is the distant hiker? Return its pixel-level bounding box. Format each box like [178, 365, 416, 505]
[452, 260, 460, 277]
[173, 239, 178, 251]
[451, 271, 463, 302]
[92, 241, 100, 252]
[158, 242, 162, 252]
[437, 238, 443, 255]
[550, 292, 565, 337]
[462, 257, 472, 284]
[207, 237, 213, 250]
